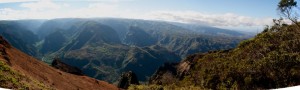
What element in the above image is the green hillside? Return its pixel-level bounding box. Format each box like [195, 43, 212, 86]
[143, 21, 300, 90]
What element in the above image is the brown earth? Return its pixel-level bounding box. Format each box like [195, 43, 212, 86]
[0, 36, 118, 90]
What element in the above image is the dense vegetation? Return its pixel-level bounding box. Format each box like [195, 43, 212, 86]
[193, 22, 300, 89]
[128, 1, 300, 89]
[0, 60, 51, 89]
[140, 20, 300, 89]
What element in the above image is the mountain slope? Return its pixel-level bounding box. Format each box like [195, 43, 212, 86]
[147, 23, 300, 89]
[0, 18, 247, 84]
[40, 31, 66, 54]
[0, 21, 38, 56]
[95, 18, 245, 57]
[34, 18, 245, 83]
[0, 36, 118, 90]
[123, 26, 156, 47]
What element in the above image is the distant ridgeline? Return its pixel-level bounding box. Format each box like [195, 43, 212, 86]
[0, 18, 250, 83]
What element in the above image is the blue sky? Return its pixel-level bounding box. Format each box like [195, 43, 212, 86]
[118, 0, 279, 18]
[0, 0, 282, 31]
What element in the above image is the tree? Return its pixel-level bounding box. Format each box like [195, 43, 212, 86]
[278, 0, 299, 26]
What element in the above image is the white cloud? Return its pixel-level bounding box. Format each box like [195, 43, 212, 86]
[57, 2, 120, 18]
[0, 7, 58, 19]
[0, 0, 274, 31]
[0, 0, 36, 3]
[140, 11, 273, 27]
[0, 8, 22, 19]
[20, 0, 70, 11]
[0, 1, 122, 19]
[83, 0, 134, 3]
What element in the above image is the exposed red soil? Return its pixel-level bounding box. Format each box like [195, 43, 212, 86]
[0, 36, 118, 90]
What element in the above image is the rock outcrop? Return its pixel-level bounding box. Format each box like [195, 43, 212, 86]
[117, 71, 139, 89]
[51, 58, 83, 75]
[149, 53, 205, 85]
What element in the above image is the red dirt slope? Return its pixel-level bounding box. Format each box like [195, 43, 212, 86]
[0, 36, 118, 90]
